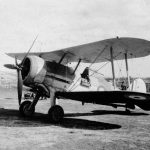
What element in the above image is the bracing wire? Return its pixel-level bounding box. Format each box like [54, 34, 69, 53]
[69, 61, 110, 91]
[68, 77, 81, 91]
[69, 45, 109, 91]
[88, 44, 109, 68]
[89, 62, 109, 77]
[69, 45, 123, 91]
[90, 51, 123, 78]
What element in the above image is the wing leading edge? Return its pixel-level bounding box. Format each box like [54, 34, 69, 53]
[7, 37, 150, 63]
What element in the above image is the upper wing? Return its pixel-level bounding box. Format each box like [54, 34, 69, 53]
[7, 37, 150, 63]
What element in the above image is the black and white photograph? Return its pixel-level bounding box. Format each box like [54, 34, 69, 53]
[0, 0, 150, 149]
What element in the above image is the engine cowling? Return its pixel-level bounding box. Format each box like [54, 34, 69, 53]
[22, 56, 46, 86]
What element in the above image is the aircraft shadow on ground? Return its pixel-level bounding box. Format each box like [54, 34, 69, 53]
[65, 110, 149, 118]
[0, 108, 121, 130]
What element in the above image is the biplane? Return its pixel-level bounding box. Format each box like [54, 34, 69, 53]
[4, 37, 150, 123]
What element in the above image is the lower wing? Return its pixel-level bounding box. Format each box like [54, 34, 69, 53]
[56, 91, 150, 111]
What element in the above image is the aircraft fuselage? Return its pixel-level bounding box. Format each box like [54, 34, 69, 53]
[22, 56, 75, 93]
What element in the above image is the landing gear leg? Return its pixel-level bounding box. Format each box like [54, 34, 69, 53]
[19, 93, 40, 117]
[48, 88, 64, 123]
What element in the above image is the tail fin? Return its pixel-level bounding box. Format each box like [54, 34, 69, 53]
[130, 78, 146, 93]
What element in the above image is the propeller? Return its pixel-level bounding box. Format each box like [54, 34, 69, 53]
[4, 35, 38, 105]
[15, 57, 23, 105]
[4, 64, 17, 70]
[4, 57, 23, 105]
[20, 35, 38, 66]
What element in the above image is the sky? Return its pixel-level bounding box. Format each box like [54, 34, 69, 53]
[0, 0, 150, 77]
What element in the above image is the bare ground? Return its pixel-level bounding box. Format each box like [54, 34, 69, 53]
[0, 88, 150, 150]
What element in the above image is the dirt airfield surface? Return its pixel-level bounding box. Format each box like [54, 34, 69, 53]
[0, 88, 150, 150]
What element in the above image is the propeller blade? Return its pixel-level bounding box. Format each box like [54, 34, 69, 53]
[14, 35, 38, 105]
[15, 57, 18, 66]
[17, 69, 23, 105]
[4, 64, 17, 69]
[21, 35, 38, 66]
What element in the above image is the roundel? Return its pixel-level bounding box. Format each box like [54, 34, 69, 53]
[126, 94, 147, 101]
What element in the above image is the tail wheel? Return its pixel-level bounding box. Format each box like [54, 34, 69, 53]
[19, 101, 35, 117]
[48, 105, 64, 123]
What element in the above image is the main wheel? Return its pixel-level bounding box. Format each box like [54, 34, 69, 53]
[48, 105, 64, 123]
[19, 101, 35, 117]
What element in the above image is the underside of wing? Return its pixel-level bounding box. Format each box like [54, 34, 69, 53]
[7, 37, 150, 63]
[56, 91, 150, 111]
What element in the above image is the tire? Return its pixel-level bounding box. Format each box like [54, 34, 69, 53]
[19, 101, 35, 117]
[48, 105, 64, 123]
